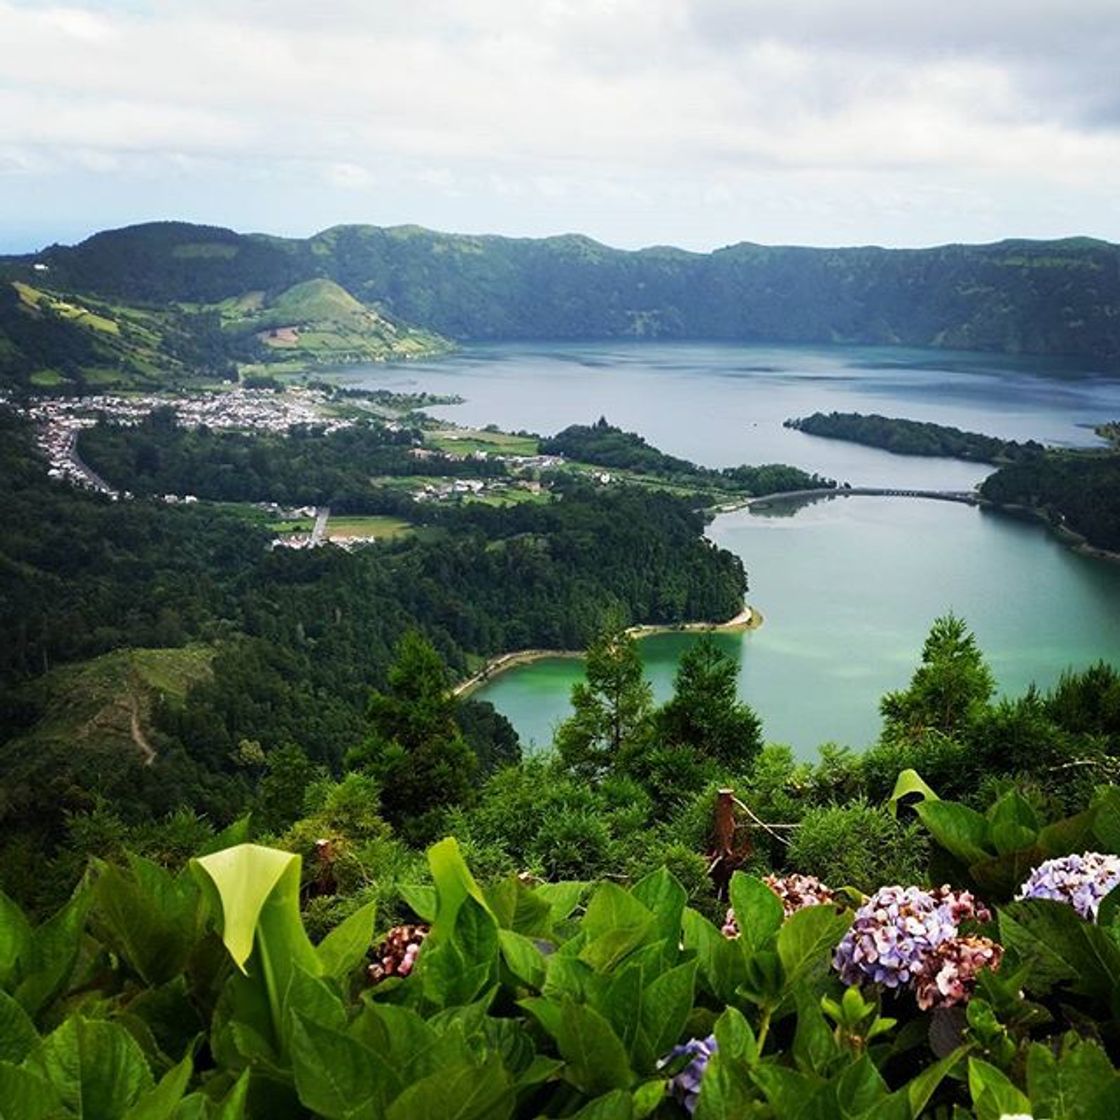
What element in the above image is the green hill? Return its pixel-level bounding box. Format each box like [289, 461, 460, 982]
[4, 221, 1120, 385]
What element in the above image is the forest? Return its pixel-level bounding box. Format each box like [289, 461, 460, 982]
[785, 412, 1046, 464]
[540, 420, 833, 495]
[980, 452, 1120, 552]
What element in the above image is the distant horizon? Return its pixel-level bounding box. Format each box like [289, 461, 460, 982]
[3, 216, 1116, 260]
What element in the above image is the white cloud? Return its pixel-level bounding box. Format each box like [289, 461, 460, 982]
[0, 0, 1118, 248]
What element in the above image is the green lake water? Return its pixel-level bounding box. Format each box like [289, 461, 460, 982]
[341, 341, 1120, 757]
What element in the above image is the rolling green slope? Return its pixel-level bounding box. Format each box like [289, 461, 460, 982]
[4, 222, 1120, 381]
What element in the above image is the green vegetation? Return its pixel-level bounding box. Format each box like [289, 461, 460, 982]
[541, 418, 833, 496]
[785, 411, 1047, 464]
[425, 427, 541, 456]
[326, 514, 412, 540]
[980, 452, 1120, 552]
[8, 220, 1120, 367]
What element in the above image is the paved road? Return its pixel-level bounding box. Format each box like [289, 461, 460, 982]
[311, 506, 330, 545]
[66, 431, 119, 496]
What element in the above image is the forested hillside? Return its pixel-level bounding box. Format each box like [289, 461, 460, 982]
[4, 222, 1120, 368]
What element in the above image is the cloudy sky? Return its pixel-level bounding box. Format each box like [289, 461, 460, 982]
[2, 0, 1119, 253]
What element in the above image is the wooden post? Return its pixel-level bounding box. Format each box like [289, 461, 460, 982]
[708, 787, 751, 899]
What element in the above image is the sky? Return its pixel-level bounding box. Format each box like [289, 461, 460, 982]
[2, 0, 1120, 254]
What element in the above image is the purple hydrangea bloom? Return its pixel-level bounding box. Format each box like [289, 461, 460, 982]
[659, 1035, 717, 1114]
[1016, 852, 1120, 921]
[832, 885, 990, 991]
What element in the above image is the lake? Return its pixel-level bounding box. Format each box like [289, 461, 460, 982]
[336, 341, 1120, 756]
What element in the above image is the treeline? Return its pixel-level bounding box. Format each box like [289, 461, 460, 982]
[78, 414, 504, 508]
[18, 220, 1120, 360]
[980, 452, 1120, 552]
[541, 418, 833, 494]
[785, 411, 1046, 463]
[0, 411, 746, 893]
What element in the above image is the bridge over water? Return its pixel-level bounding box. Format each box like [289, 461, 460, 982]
[730, 486, 980, 510]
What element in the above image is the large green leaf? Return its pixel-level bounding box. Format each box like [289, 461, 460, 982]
[484, 878, 553, 938]
[13, 891, 92, 1017]
[638, 960, 698, 1070]
[0, 892, 31, 991]
[987, 791, 1040, 856]
[999, 900, 1120, 1007]
[914, 801, 992, 866]
[418, 894, 499, 1008]
[886, 768, 939, 817]
[290, 1013, 401, 1120]
[314, 901, 375, 984]
[29, 1017, 155, 1120]
[728, 874, 783, 955]
[776, 905, 853, 1008]
[968, 1058, 1031, 1120]
[1026, 1037, 1120, 1119]
[498, 929, 547, 990]
[385, 1056, 515, 1120]
[0, 1061, 60, 1120]
[192, 845, 310, 974]
[93, 857, 204, 987]
[0, 991, 37, 1064]
[681, 908, 746, 1005]
[523, 996, 633, 1096]
[123, 1055, 193, 1120]
[581, 883, 654, 945]
[630, 869, 687, 948]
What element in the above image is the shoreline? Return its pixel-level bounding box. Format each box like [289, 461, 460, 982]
[981, 500, 1120, 567]
[453, 604, 762, 698]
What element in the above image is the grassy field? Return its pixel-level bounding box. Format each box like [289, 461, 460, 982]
[327, 515, 413, 540]
[425, 428, 540, 456]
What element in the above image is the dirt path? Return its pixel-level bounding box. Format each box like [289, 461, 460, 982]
[129, 693, 156, 765]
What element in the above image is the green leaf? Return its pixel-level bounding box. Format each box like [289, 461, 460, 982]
[123, 1055, 193, 1120]
[14, 891, 91, 1017]
[999, 900, 1120, 1006]
[904, 1045, 969, 1117]
[524, 996, 633, 1096]
[1091, 787, 1120, 854]
[682, 908, 746, 1005]
[0, 891, 32, 991]
[632, 1079, 666, 1119]
[750, 1063, 821, 1116]
[630, 868, 687, 947]
[914, 800, 993, 865]
[428, 837, 491, 928]
[1038, 806, 1099, 858]
[568, 1089, 634, 1120]
[315, 900, 375, 983]
[728, 874, 783, 954]
[776, 906, 853, 1008]
[1026, 1036, 1120, 1119]
[30, 1017, 155, 1120]
[0, 1061, 60, 1120]
[887, 768, 939, 817]
[792, 986, 840, 1076]
[192, 844, 310, 974]
[694, 1009, 759, 1120]
[385, 1056, 515, 1120]
[0, 991, 37, 1064]
[212, 1070, 251, 1120]
[968, 1058, 1031, 1120]
[93, 858, 204, 987]
[399, 883, 437, 923]
[638, 960, 698, 1069]
[987, 791, 1040, 856]
[533, 881, 589, 925]
[498, 929, 547, 990]
[582, 883, 654, 944]
[290, 1013, 401, 1120]
[419, 895, 499, 1008]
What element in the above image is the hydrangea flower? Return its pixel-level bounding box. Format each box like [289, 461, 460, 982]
[913, 935, 1004, 1010]
[721, 873, 837, 937]
[832, 885, 992, 994]
[659, 1035, 716, 1115]
[1016, 852, 1120, 922]
[367, 923, 429, 984]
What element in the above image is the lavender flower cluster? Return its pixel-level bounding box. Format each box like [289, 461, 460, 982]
[721, 873, 837, 937]
[832, 885, 1000, 1009]
[1016, 852, 1120, 921]
[367, 923, 429, 985]
[659, 1035, 717, 1115]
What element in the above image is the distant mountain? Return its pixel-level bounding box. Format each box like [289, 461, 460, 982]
[3, 221, 1119, 389]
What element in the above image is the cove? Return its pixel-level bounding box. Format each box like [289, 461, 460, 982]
[473, 496, 1120, 756]
[337, 341, 1120, 757]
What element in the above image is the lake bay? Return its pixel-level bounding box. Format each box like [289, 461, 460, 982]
[339, 341, 1120, 756]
